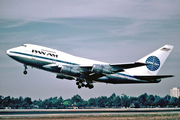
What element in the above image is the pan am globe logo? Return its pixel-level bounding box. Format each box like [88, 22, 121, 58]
[146, 56, 160, 71]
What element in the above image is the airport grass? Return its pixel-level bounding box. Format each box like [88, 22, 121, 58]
[1, 114, 180, 120]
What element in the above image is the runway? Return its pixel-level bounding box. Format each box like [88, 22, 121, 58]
[1, 108, 180, 118]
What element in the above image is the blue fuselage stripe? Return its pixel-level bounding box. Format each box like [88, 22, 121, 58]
[10, 51, 78, 65]
[10, 51, 136, 79]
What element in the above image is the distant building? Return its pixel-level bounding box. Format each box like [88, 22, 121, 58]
[170, 87, 180, 98]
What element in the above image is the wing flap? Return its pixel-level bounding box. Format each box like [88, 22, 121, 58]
[110, 62, 148, 69]
[134, 75, 174, 80]
[79, 62, 148, 76]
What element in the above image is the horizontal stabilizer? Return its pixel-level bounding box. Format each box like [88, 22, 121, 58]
[134, 75, 174, 80]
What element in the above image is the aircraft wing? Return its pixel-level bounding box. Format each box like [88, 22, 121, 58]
[134, 75, 174, 80]
[43, 62, 148, 80]
[80, 62, 147, 73]
[42, 64, 60, 73]
[110, 62, 148, 70]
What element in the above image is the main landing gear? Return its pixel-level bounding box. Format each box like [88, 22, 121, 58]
[23, 65, 27, 75]
[76, 78, 94, 89]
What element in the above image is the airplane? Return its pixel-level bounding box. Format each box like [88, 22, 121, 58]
[6, 44, 174, 89]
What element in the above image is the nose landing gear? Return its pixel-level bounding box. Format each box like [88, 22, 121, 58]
[23, 65, 27, 75]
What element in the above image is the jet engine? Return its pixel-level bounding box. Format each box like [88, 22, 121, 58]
[60, 65, 80, 76]
[56, 74, 74, 80]
[91, 64, 113, 74]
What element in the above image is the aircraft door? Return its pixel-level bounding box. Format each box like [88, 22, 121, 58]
[32, 50, 36, 60]
[51, 54, 57, 64]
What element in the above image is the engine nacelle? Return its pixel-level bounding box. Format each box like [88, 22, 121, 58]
[60, 65, 80, 76]
[56, 74, 74, 80]
[92, 64, 113, 74]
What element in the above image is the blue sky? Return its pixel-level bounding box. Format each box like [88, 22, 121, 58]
[0, 0, 180, 100]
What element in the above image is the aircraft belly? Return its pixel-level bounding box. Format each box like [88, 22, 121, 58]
[9, 55, 59, 72]
[95, 75, 149, 84]
[10, 55, 47, 65]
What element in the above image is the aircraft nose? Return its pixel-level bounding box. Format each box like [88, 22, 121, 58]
[6, 46, 20, 57]
[6, 48, 13, 56]
[6, 49, 10, 56]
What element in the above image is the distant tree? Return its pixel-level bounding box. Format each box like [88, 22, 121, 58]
[71, 94, 84, 108]
[169, 97, 178, 107]
[3, 96, 11, 107]
[71, 95, 82, 103]
[51, 97, 58, 106]
[18, 96, 24, 108]
[121, 94, 130, 108]
[2, 93, 179, 109]
[163, 95, 170, 107]
[55, 96, 63, 109]
[138, 93, 148, 107]
[42, 99, 51, 109]
[146, 94, 155, 107]
[106, 93, 116, 108]
[83, 101, 88, 108]
[148, 95, 155, 101]
[88, 98, 96, 107]
[33, 99, 40, 106]
[164, 95, 171, 101]
[114, 96, 121, 108]
[8, 97, 15, 109]
[97, 96, 108, 108]
[177, 97, 180, 107]
[63, 99, 72, 108]
[0, 96, 3, 108]
[156, 98, 165, 107]
[110, 93, 116, 99]
[77, 101, 88, 108]
[22, 97, 32, 109]
[34, 99, 43, 108]
[134, 101, 140, 108]
[154, 95, 161, 101]
[129, 97, 138, 108]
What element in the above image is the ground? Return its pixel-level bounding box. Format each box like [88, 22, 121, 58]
[1, 114, 180, 120]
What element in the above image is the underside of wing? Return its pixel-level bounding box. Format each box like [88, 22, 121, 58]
[134, 75, 174, 80]
[56, 74, 75, 80]
[42, 64, 60, 73]
[43, 62, 148, 81]
[79, 62, 148, 74]
[110, 62, 148, 69]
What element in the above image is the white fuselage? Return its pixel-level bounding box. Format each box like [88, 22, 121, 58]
[6, 44, 161, 84]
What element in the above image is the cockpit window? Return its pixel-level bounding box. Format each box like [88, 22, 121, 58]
[22, 44, 27, 47]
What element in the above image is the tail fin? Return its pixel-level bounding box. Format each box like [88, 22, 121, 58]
[127, 45, 174, 75]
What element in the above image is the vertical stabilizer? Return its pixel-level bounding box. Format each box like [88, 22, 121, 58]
[127, 45, 174, 75]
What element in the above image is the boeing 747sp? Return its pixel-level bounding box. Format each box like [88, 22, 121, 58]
[6, 44, 174, 89]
